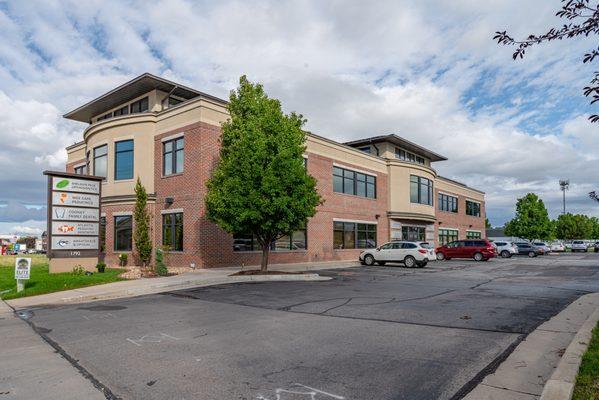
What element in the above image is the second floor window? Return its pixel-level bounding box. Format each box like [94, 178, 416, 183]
[410, 175, 433, 206]
[74, 165, 87, 175]
[93, 145, 107, 179]
[163, 137, 184, 175]
[333, 166, 376, 199]
[466, 200, 481, 217]
[438, 193, 458, 213]
[115, 140, 134, 180]
[130, 97, 149, 114]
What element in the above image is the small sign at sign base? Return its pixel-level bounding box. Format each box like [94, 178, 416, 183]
[15, 258, 31, 292]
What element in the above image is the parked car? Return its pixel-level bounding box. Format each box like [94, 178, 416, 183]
[514, 241, 545, 255]
[435, 239, 497, 261]
[550, 241, 565, 252]
[493, 241, 517, 258]
[533, 242, 551, 254]
[417, 242, 436, 260]
[514, 242, 543, 257]
[360, 241, 432, 268]
[594, 242, 599, 253]
[571, 240, 588, 252]
[564, 241, 573, 251]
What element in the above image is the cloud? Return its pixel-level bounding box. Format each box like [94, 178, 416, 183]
[8, 225, 43, 236]
[0, 202, 46, 223]
[0, 0, 598, 228]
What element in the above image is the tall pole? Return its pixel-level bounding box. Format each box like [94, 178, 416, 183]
[559, 179, 569, 215]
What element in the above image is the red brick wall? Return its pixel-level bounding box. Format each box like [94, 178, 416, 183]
[65, 161, 79, 173]
[434, 188, 486, 242]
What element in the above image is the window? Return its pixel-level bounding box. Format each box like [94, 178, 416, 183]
[113, 105, 129, 117]
[162, 213, 183, 251]
[93, 145, 107, 179]
[410, 175, 433, 205]
[114, 216, 132, 251]
[438, 193, 458, 213]
[401, 226, 425, 241]
[395, 148, 406, 160]
[97, 112, 112, 121]
[395, 148, 426, 165]
[415, 156, 425, 165]
[74, 165, 87, 175]
[466, 200, 481, 217]
[466, 231, 482, 239]
[439, 228, 458, 245]
[130, 97, 149, 114]
[358, 146, 371, 154]
[114, 140, 134, 180]
[233, 229, 307, 251]
[99, 216, 106, 252]
[163, 137, 184, 175]
[332, 166, 376, 199]
[333, 222, 377, 249]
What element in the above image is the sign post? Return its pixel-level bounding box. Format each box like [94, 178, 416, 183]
[15, 258, 31, 292]
[44, 171, 103, 273]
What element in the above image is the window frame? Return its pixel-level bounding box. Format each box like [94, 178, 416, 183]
[332, 166, 376, 199]
[410, 175, 433, 206]
[163, 137, 185, 176]
[466, 231, 482, 239]
[333, 221, 377, 249]
[162, 212, 183, 251]
[93, 144, 108, 179]
[438, 193, 458, 213]
[232, 228, 307, 252]
[439, 228, 459, 245]
[73, 164, 87, 175]
[114, 139, 134, 181]
[466, 200, 481, 217]
[130, 97, 149, 114]
[113, 105, 129, 117]
[114, 215, 132, 252]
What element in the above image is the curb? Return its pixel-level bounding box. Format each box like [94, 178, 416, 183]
[540, 306, 599, 400]
[7, 273, 331, 308]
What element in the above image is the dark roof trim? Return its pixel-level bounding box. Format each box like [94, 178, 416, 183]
[344, 134, 448, 162]
[63, 73, 228, 123]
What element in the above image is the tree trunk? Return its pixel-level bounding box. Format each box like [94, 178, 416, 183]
[261, 244, 270, 272]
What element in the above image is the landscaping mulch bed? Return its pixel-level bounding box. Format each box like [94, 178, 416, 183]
[230, 270, 305, 276]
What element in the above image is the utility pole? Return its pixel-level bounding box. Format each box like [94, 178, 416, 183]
[559, 179, 570, 215]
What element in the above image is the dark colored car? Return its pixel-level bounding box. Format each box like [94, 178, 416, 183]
[594, 242, 599, 253]
[514, 242, 543, 257]
[435, 239, 497, 261]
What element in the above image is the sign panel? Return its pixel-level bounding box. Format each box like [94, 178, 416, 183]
[52, 191, 99, 208]
[51, 236, 99, 250]
[15, 258, 31, 280]
[390, 221, 402, 229]
[52, 206, 99, 222]
[52, 176, 100, 194]
[52, 221, 99, 236]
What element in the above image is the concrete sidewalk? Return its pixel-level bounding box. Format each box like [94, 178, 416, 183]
[0, 300, 106, 399]
[7, 260, 358, 309]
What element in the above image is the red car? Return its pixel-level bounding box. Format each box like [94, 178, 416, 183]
[436, 239, 497, 261]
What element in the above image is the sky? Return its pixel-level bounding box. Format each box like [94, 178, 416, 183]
[0, 0, 598, 236]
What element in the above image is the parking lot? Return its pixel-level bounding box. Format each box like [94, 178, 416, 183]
[24, 253, 599, 400]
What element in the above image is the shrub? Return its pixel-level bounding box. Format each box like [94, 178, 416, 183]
[119, 253, 128, 266]
[72, 265, 86, 275]
[155, 248, 168, 276]
[96, 262, 106, 273]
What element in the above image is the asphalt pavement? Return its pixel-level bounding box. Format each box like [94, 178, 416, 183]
[21, 253, 599, 400]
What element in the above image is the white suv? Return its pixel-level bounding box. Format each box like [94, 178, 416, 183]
[571, 240, 588, 252]
[359, 241, 431, 268]
[493, 241, 517, 258]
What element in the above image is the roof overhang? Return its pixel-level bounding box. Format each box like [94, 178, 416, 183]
[345, 134, 448, 162]
[63, 73, 227, 123]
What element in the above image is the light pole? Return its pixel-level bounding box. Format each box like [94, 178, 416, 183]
[559, 179, 570, 215]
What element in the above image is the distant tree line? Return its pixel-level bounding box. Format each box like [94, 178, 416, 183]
[503, 193, 599, 241]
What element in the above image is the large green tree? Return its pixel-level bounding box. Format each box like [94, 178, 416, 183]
[504, 193, 554, 241]
[555, 213, 595, 239]
[134, 178, 152, 267]
[205, 76, 322, 272]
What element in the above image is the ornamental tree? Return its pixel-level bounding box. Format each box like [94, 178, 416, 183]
[134, 178, 152, 267]
[205, 76, 322, 272]
[504, 193, 554, 241]
[555, 213, 595, 239]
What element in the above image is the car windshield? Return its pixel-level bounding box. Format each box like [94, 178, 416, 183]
[573, 241, 584, 244]
[419, 242, 432, 249]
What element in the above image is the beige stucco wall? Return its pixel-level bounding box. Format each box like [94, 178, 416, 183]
[91, 90, 164, 123]
[375, 142, 431, 167]
[66, 142, 86, 164]
[306, 135, 387, 173]
[387, 161, 436, 217]
[436, 177, 485, 202]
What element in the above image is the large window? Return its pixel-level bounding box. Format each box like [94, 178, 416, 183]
[114, 140, 134, 180]
[114, 216, 132, 251]
[466, 231, 482, 239]
[130, 97, 149, 114]
[439, 228, 458, 245]
[233, 229, 307, 251]
[333, 166, 376, 199]
[438, 193, 458, 213]
[163, 137, 184, 175]
[99, 216, 106, 252]
[333, 222, 377, 249]
[74, 164, 87, 175]
[93, 145, 107, 179]
[466, 200, 481, 217]
[395, 148, 425, 165]
[162, 213, 183, 251]
[410, 175, 433, 205]
[401, 226, 425, 241]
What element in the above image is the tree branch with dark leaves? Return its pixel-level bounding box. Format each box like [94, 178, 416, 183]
[494, 0, 599, 123]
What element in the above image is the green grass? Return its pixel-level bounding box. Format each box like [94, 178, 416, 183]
[0, 254, 125, 300]
[573, 322, 599, 400]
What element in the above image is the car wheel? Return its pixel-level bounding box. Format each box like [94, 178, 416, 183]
[528, 251, 536, 258]
[363, 254, 375, 266]
[500, 250, 510, 258]
[377, 261, 386, 266]
[404, 256, 416, 268]
[473, 252, 484, 262]
[436, 252, 445, 261]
